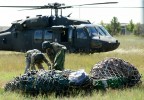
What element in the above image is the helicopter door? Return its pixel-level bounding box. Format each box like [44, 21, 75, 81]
[60, 28, 68, 42]
[75, 28, 90, 50]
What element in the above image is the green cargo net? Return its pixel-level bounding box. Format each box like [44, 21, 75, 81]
[90, 57, 141, 89]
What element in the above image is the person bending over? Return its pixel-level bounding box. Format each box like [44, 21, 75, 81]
[42, 41, 67, 71]
[24, 49, 51, 73]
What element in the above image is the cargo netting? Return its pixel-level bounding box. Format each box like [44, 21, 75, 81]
[4, 57, 142, 96]
[4, 69, 92, 96]
[90, 57, 141, 89]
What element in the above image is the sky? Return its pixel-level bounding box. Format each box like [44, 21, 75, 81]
[0, 0, 143, 26]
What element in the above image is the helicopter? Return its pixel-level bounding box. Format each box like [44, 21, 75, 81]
[0, 2, 120, 53]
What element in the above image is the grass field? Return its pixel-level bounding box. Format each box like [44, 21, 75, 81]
[0, 35, 144, 100]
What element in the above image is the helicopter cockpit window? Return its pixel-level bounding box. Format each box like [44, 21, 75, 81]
[44, 30, 52, 41]
[76, 28, 87, 39]
[86, 27, 99, 37]
[34, 30, 43, 43]
[98, 26, 111, 36]
[96, 26, 111, 36]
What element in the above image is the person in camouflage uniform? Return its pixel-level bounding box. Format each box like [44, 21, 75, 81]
[42, 41, 67, 71]
[24, 49, 51, 73]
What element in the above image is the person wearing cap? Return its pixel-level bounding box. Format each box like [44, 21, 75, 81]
[24, 49, 51, 73]
[42, 41, 67, 71]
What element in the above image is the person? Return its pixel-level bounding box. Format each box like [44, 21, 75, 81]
[42, 41, 67, 71]
[24, 49, 51, 73]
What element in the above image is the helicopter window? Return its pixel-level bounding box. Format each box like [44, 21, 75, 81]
[44, 30, 52, 41]
[96, 26, 111, 36]
[34, 30, 43, 43]
[98, 26, 111, 36]
[76, 28, 87, 39]
[86, 27, 99, 37]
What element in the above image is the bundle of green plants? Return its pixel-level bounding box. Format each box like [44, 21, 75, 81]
[90, 57, 142, 89]
[4, 69, 91, 96]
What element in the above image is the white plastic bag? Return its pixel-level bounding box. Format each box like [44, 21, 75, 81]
[68, 69, 88, 84]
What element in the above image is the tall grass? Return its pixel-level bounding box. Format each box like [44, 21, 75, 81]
[0, 35, 144, 100]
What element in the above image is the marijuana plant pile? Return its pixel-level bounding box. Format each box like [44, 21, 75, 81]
[90, 57, 141, 89]
[4, 57, 142, 96]
[4, 69, 91, 96]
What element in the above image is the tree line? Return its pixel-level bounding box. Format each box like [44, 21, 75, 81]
[100, 17, 144, 36]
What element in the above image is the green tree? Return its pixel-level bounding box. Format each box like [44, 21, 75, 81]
[134, 23, 143, 36]
[110, 17, 121, 35]
[126, 19, 135, 33]
[105, 24, 112, 34]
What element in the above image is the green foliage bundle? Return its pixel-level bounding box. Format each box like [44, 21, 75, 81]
[4, 57, 142, 97]
[90, 57, 141, 88]
[4, 70, 91, 96]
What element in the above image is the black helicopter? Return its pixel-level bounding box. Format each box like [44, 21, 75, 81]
[0, 2, 120, 53]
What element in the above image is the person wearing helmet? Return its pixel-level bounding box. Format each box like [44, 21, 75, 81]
[24, 49, 51, 73]
[42, 41, 67, 71]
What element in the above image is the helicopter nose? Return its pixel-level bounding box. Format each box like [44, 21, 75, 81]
[111, 40, 120, 50]
[91, 38, 120, 52]
[103, 40, 120, 51]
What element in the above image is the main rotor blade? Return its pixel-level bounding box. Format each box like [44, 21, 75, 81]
[0, 2, 118, 10]
[18, 8, 42, 11]
[75, 6, 144, 8]
[59, 2, 118, 9]
[0, 5, 52, 11]
[71, 2, 118, 7]
[0, 6, 43, 8]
